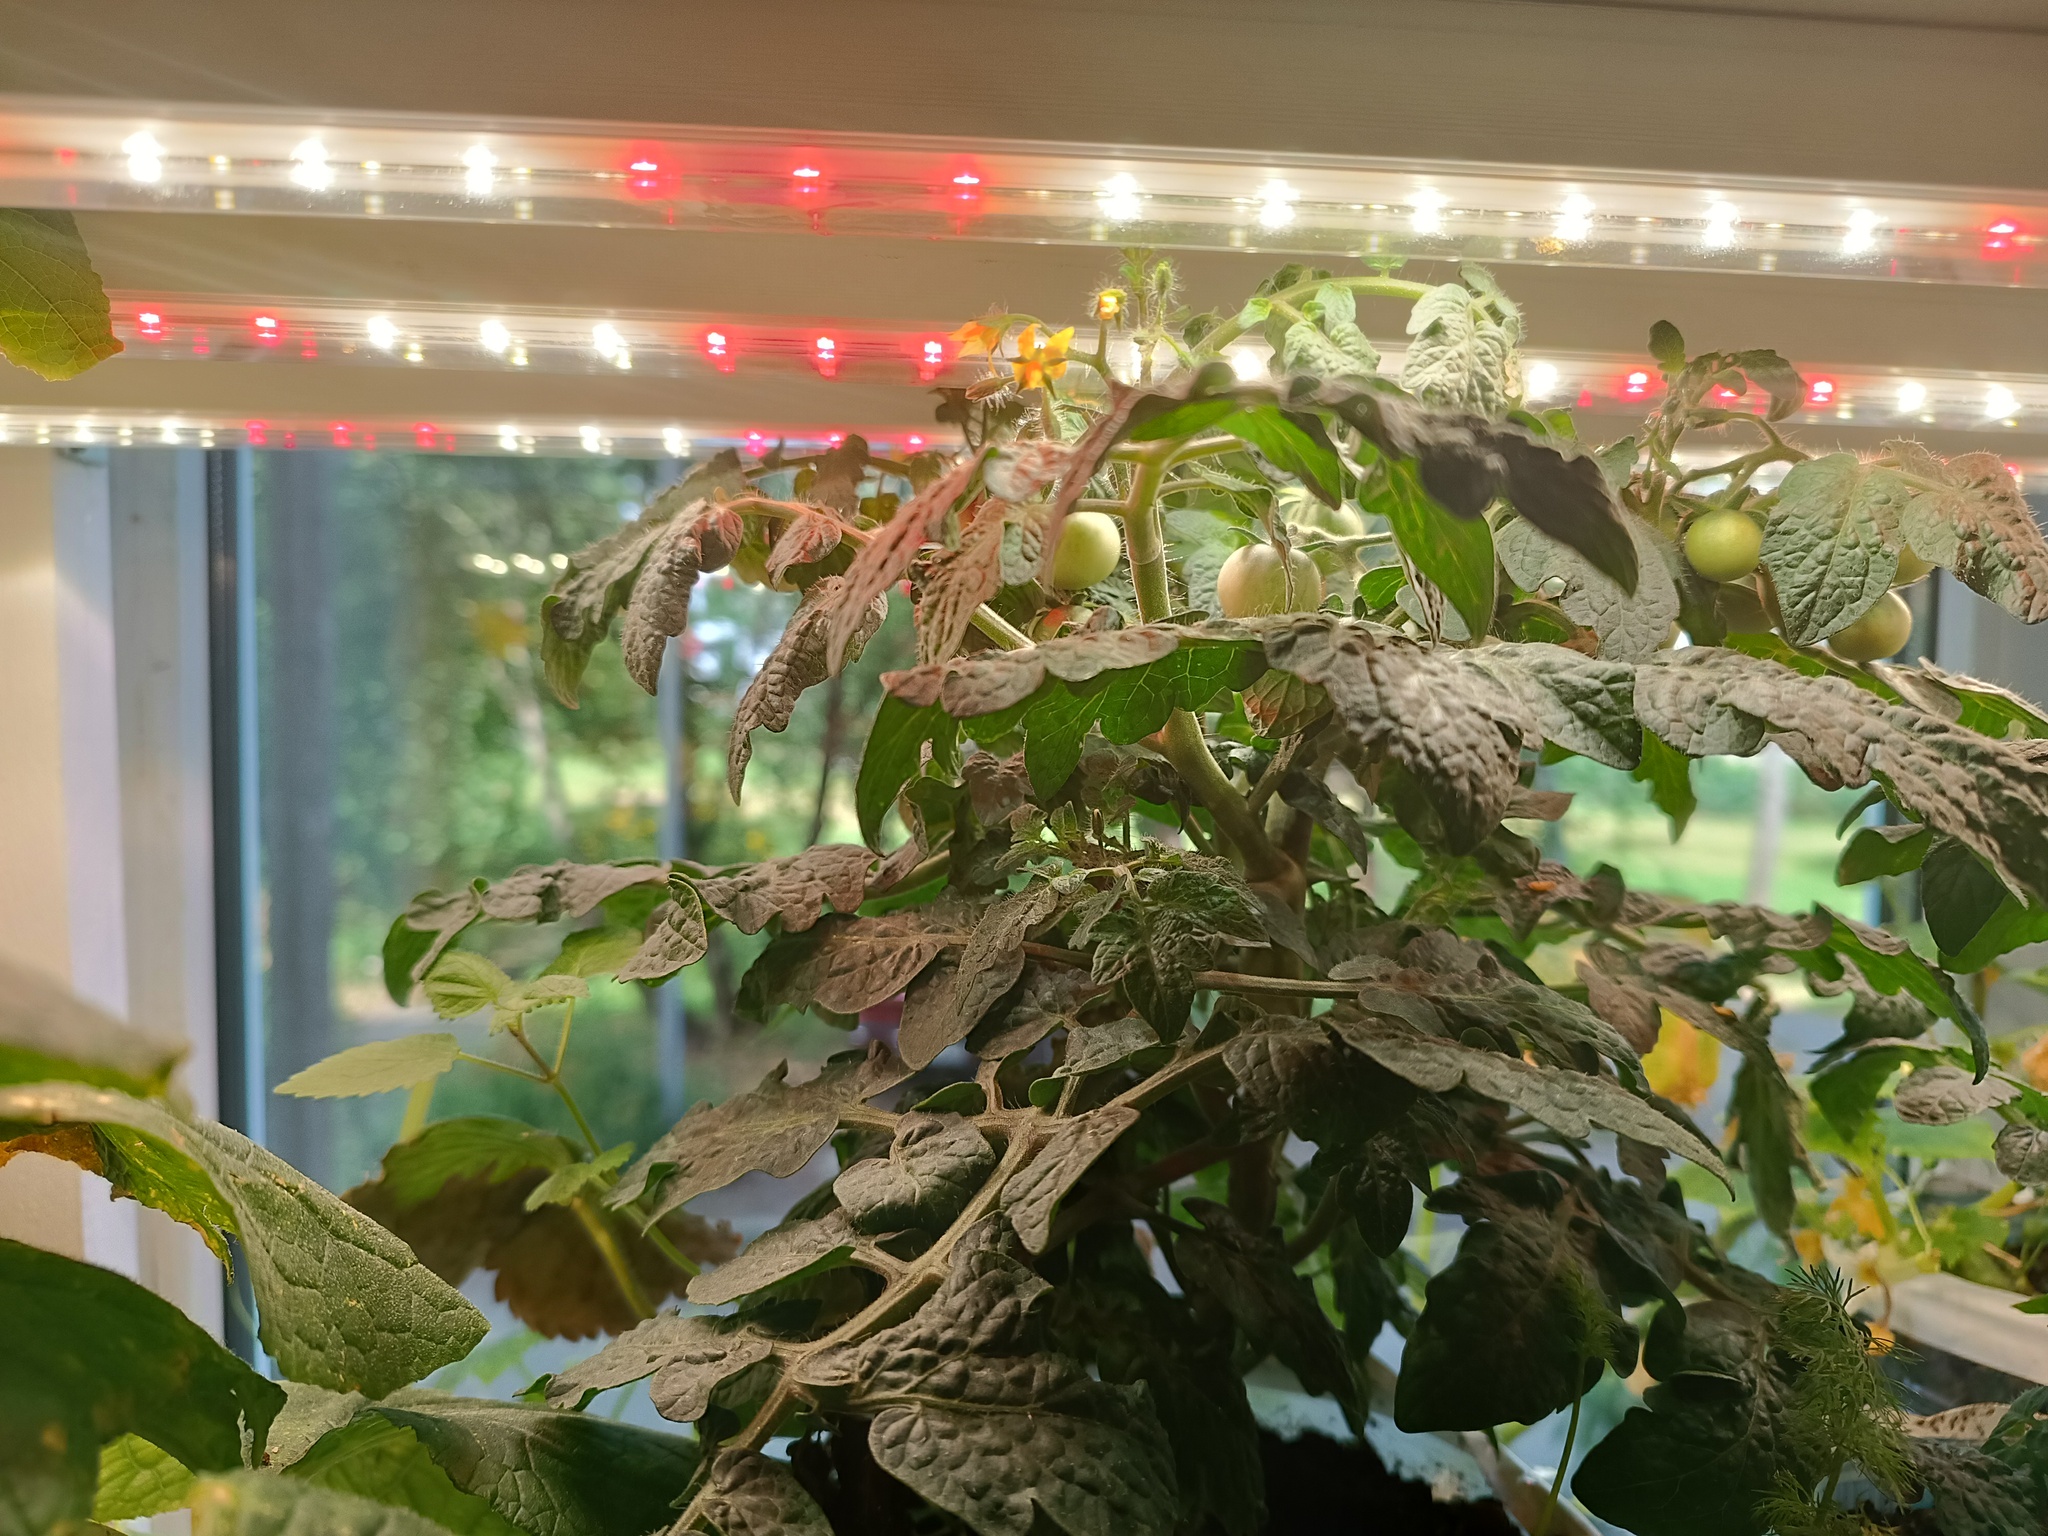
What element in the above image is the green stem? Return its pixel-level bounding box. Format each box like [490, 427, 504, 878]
[1119, 445, 1295, 887]
[553, 999, 576, 1076]
[638, 1217, 701, 1278]
[508, 1018, 605, 1157]
[1536, 1375, 1588, 1536]
[570, 1196, 655, 1321]
[1197, 274, 1432, 355]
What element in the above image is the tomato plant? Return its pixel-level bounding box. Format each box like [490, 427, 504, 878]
[11, 253, 2048, 1536]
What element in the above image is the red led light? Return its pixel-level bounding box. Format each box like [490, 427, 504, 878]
[918, 337, 947, 383]
[1712, 385, 1741, 402]
[413, 421, 438, 448]
[828, 431, 845, 446]
[745, 430, 766, 456]
[1990, 221, 2018, 236]
[254, 315, 280, 345]
[254, 315, 277, 330]
[792, 165, 820, 179]
[629, 160, 658, 172]
[246, 420, 268, 446]
[1624, 370, 1650, 396]
[330, 422, 354, 448]
[814, 336, 838, 379]
[815, 336, 836, 354]
[1808, 379, 1836, 406]
[952, 172, 980, 186]
[907, 434, 924, 448]
[137, 309, 163, 339]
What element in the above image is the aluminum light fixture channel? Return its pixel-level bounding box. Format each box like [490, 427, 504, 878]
[8, 100, 2043, 287]
[86, 292, 2048, 440]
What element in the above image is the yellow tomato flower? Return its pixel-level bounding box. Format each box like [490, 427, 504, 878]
[1011, 325, 1073, 390]
[950, 318, 1004, 357]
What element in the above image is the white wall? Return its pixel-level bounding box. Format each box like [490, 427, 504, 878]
[0, 446, 224, 1336]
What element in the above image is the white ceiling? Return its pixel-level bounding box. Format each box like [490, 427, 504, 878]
[0, 0, 2043, 451]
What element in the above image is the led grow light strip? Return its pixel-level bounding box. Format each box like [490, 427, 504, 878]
[4, 98, 2043, 287]
[93, 293, 2048, 439]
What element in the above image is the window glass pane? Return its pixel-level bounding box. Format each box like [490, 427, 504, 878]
[251, 448, 908, 1241]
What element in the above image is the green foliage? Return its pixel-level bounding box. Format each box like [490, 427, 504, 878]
[0, 1240, 284, 1531]
[23, 253, 2048, 1536]
[0, 210, 122, 380]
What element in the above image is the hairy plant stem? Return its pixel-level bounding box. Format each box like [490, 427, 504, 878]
[1536, 1373, 1588, 1536]
[1195, 274, 1433, 355]
[1120, 445, 1299, 892]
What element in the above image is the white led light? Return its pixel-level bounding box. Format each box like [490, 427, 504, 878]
[591, 322, 623, 361]
[1410, 189, 1446, 235]
[479, 319, 510, 355]
[1524, 361, 1560, 400]
[1842, 208, 1880, 257]
[551, 552, 568, 568]
[365, 315, 397, 351]
[462, 143, 497, 197]
[1986, 383, 2020, 419]
[1227, 347, 1268, 383]
[289, 137, 333, 192]
[1554, 193, 1594, 243]
[157, 418, 180, 444]
[121, 130, 164, 184]
[511, 553, 548, 575]
[1254, 179, 1298, 231]
[662, 427, 689, 457]
[71, 420, 94, 444]
[1096, 173, 1144, 224]
[580, 424, 603, 453]
[497, 424, 520, 451]
[1896, 380, 1927, 414]
[1702, 201, 1740, 249]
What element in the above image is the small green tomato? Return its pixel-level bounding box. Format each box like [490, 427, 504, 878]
[1892, 546, 1935, 585]
[1216, 543, 1323, 617]
[1683, 509, 1764, 583]
[1051, 511, 1122, 590]
[1827, 590, 1914, 662]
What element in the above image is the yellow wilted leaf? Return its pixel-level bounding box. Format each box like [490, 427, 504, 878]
[1643, 1007, 1721, 1108]
[2021, 1030, 2048, 1090]
[1829, 1173, 1888, 1241]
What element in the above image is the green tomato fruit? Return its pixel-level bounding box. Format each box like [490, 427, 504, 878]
[1051, 511, 1122, 590]
[1216, 543, 1324, 617]
[1683, 509, 1764, 583]
[1892, 546, 1935, 585]
[1293, 500, 1366, 540]
[1827, 589, 1914, 662]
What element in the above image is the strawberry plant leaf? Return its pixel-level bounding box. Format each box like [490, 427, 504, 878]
[0, 1083, 486, 1394]
[1, 1239, 284, 1531]
[276, 1034, 461, 1099]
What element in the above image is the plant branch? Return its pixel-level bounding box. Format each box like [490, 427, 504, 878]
[569, 1196, 655, 1322]
[670, 1126, 1047, 1532]
[1284, 1178, 1348, 1264]
[724, 495, 1032, 653]
[1196, 274, 1432, 354]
